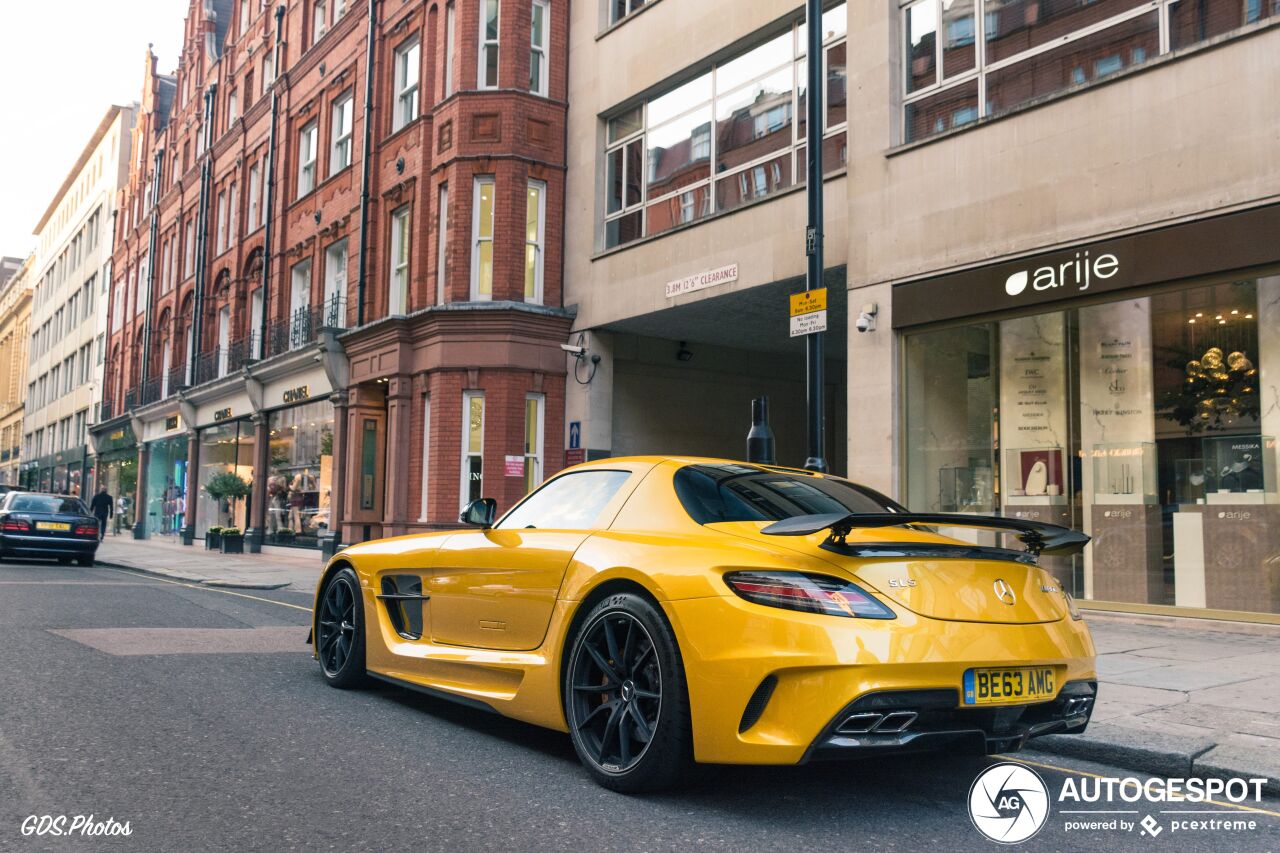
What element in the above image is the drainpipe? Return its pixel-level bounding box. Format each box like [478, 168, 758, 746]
[355, 0, 379, 327]
[257, 4, 286, 358]
[140, 149, 163, 391]
[188, 84, 217, 385]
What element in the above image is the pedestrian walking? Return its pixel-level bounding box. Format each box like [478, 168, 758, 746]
[89, 485, 113, 542]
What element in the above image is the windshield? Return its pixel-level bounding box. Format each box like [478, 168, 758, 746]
[673, 464, 903, 524]
[8, 495, 88, 515]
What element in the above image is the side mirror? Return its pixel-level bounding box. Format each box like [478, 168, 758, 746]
[459, 498, 498, 528]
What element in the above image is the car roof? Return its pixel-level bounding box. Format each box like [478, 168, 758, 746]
[567, 455, 839, 479]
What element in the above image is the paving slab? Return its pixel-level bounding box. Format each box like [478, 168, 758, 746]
[1096, 652, 1181, 677]
[1187, 675, 1280, 714]
[1106, 661, 1262, 691]
[1139, 702, 1280, 741]
[1194, 734, 1280, 796]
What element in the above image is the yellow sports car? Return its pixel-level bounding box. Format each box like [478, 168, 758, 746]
[312, 457, 1097, 792]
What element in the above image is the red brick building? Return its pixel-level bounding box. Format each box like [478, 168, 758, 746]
[95, 0, 571, 556]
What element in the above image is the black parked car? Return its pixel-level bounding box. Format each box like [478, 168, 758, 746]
[0, 492, 99, 565]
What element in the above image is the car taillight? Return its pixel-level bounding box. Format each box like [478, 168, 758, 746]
[1, 519, 29, 532]
[75, 523, 99, 536]
[723, 571, 896, 619]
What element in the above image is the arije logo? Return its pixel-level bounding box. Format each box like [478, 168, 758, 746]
[1004, 250, 1121, 297]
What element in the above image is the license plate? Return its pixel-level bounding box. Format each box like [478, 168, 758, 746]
[963, 667, 1055, 705]
[36, 522, 71, 531]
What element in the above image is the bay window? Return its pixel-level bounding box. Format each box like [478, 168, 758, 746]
[298, 121, 318, 197]
[389, 205, 411, 315]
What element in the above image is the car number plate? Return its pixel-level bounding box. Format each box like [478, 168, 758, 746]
[963, 667, 1055, 705]
[36, 522, 71, 531]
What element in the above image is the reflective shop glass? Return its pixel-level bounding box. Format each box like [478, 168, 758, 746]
[265, 400, 335, 548]
[903, 274, 1280, 614]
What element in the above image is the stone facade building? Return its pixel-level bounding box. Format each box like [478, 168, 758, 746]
[0, 255, 32, 486]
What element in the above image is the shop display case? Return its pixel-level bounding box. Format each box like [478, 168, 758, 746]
[1003, 447, 1066, 505]
[937, 464, 994, 513]
[1174, 458, 1207, 506]
[1203, 435, 1275, 504]
[1091, 442, 1157, 504]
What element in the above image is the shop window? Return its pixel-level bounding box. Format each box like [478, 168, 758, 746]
[461, 391, 485, 509]
[196, 419, 254, 539]
[901, 275, 1280, 614]
[266, 400, 336, 548]
[144, 434, 188, 538]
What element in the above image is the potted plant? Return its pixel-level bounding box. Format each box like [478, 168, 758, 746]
[205, 526, 224, 550]
[219, 527, 245, 554]
[204, 471, 252, 529]
[275, 528, 297, 543]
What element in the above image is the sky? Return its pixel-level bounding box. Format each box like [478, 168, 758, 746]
[0, 1, 188, 260]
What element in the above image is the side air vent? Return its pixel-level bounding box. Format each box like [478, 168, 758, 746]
[378, 575, 428, 640]
[738, 675, 779, 733]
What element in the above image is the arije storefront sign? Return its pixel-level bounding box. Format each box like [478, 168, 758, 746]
[892, 203, 1280, 328]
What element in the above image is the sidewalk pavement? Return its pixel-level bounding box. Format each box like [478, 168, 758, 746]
[94, 534, 324, 591]
[1034, 609, 1280, 793]
[90, 536, 1280, 790]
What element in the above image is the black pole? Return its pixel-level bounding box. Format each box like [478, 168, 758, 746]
[355, 0, 379, 327]
[188, 85, 217, 386]
[803, 0, 827, 473]
[140, 149, 163, 388]
[258, 5, 286, 357]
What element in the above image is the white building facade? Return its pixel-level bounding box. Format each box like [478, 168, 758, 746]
[23, 105, 135, 495]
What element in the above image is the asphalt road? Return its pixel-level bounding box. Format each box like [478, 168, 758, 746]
[2, 559, 1278, 852]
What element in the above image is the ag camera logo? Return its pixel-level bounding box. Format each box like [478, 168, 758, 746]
[969, 762, 1050, 844]
[1004, 270, 1030, 296]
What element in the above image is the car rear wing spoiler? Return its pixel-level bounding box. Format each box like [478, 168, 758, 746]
[759, 512, 1090, 558]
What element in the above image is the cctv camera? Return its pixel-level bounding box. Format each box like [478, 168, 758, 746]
[856, 312, 876, 333]
[561, 343, 586, 356]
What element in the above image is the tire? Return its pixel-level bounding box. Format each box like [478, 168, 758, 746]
[315, 567, 368, 689]
[77, 556, 94, 567]
[563, 591, 696, 793]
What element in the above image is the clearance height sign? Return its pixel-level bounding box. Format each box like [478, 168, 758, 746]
[789, 288, 827, 337]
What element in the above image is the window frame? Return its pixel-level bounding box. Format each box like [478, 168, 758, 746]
[419, 394, 431, 521]
[479, 0, 501, 89]
[297, 120, 319, 197]
[436, 183, 449, 305]
[524, 180, 546, 304]
[523, 392, 545, 494]
[601, 9, 849, 250]
[389, 204, 411, 315]
[330, 91, 354, 175]
[530, 0, 549, 96]
[470, 176, 496, 300]
[460, 390, 485, 510]
[393, 39, 421, 132]
[897, 0, 1193, 143]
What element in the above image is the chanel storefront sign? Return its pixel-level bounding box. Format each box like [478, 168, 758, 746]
[212, 407, 233, 422]
[282, 385, 310, 404]
[893, 204, 1280, 328]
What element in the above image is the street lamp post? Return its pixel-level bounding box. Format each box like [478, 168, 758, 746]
[803, 0, 828, 473]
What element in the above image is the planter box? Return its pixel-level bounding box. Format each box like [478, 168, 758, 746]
[220, 534, 245, 554]
[205, 532, 223, 550]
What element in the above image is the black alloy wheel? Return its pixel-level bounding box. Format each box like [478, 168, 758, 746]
[316, 567, 367, 688]
[565, 592, 696, 792]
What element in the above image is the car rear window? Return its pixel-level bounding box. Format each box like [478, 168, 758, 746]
[8, 495, 88, 515]
[674, 464, 902, 525]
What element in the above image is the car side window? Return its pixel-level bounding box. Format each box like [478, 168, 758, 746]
[497, 470, 631, 530]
